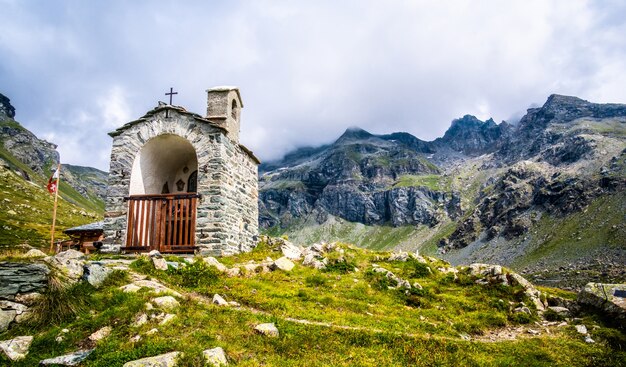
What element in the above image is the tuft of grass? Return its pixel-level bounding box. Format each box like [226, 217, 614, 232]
[28, 273, 93, 328]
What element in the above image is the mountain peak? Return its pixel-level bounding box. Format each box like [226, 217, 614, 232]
[336, 127, 374, 142]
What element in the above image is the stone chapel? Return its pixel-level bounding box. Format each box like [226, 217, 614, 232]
[101, 87, 259, 256]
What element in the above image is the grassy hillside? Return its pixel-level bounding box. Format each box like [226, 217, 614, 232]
[2, 241, 624, 366]
[0, 163, 102, 249]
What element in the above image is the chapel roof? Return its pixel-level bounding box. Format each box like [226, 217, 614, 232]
[108, 103, 260, 164]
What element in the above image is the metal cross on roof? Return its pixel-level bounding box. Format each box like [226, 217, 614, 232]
[164, 87, 178, 118]
[165, 87, 178, 105]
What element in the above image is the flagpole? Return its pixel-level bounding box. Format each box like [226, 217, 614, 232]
[49, 163, 61, 253]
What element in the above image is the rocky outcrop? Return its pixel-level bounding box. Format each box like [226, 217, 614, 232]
[577, 283, 626, 330]
[61, 164, 108, 203]
[122, 351, 180, 367]
[0, 262, 49, 300]
[440, 159, 622, 251]
[0, 118, 59, 176]
[0, 93, 15, 119]
[432, 115, 511, 155]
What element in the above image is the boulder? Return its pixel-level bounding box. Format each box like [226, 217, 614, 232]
[160, 314, 176, 325]
[212, 294, 228, 306]
[225, 267, 241, 277]
[0, 310, 16, 332]
[133, 313, 148, 327]
[47, 250, 85, 281]
[271, 257, 295, 272]
[0, 335, 33, 361]
[203, 347, 228, 366]
[575, 324, 588, 335]
[388, 251, 409, 262]
[254, 323, 279, 337]
[89, 326, 112, 342]
[577, 283, 626, 329]
[0, 262, 49, 299]
[83, 262, 113, 288]
[151, 296, 180, 310]
[23, 249, 47, 258]
[39, 349, 94, 366]
[203, 257, 227, 272]
[280, 241, 302, 260]
[122, 351, 180, 367]
[152, 257, 168, 271]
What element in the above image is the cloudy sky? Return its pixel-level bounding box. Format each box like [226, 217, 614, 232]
[1, 0, 625, 170]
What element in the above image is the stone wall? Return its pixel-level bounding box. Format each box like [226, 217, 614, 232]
[102, 106, 259, 255]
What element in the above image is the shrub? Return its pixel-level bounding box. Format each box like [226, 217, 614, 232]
[167, 261, 220, 289]
[305, 274, 328, 287]
[28, 273, 92, 328]
[408, 260, 432, 278]
[509, 312, 533, 324]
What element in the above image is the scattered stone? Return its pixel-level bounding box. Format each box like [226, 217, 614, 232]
[459, 333, 471, 341]
[389, 251, 410, 262]
[146, 328, 159, 335]
[120, 284, 142, 293]
[148, 250, 162, 258]
[203, 346, 228, 366]
[47, 250, 85, 281]
[122, 351, 180, 367]
[469, 263, 502, 277]
[514, 306, 532, 315]
[527, 329, 540, 335]
[145, 302, 154, 311]
[584, 336, 595, 343]
[130, 335, 141, 343]
[152, 257, 168, 271]
[15, 292, 42, 306]
[83, 262, 113, 288]
[204, 257, 227, 272]
[39, 349, 94, 366]
[0, 335, 33, 361]
[89, 326, 112, 342]
[152, 296, 180, 310]
[120, 280, 182, 297]
[133, 313, 148, 327]
[213, 294, 228, 306]
[55, 328, 70, 343]
[160, 314, 176, 325]
[0, 310, 17, 332]
[23, 249, 47, 258]
[575, 324, 588, 335]
[225, 267, 241, 277]
[280, 241, 303, 260]
[254, 323, 279, 337]
[271, 257, 295, 272]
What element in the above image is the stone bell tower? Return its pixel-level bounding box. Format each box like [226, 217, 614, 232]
[206, 86, 243, 143]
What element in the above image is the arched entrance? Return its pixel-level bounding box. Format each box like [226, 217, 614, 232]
[124, 134, 200, 253]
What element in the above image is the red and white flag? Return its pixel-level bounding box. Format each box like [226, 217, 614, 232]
[47, 167, 59, 194]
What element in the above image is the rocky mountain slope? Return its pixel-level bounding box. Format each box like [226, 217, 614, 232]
[0, 93, 105, 247]
[259, 95, 626, 289]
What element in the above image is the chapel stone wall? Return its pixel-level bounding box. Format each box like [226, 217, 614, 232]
[102, 106, 259, 255]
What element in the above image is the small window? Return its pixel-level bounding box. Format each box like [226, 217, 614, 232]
[231, 100, 238, 119]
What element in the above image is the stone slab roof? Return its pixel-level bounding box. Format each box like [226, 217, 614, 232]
[108, 104, 260, 164]
[64, 221, 104, 234]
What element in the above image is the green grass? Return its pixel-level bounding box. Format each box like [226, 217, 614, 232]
[2, 242, 625, 366]
[512, 193, 626, 269]
[392, 174, 445, 191]
[0, 165, 102, 249]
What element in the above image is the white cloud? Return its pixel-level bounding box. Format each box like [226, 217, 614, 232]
[1, 0, 625, 168]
